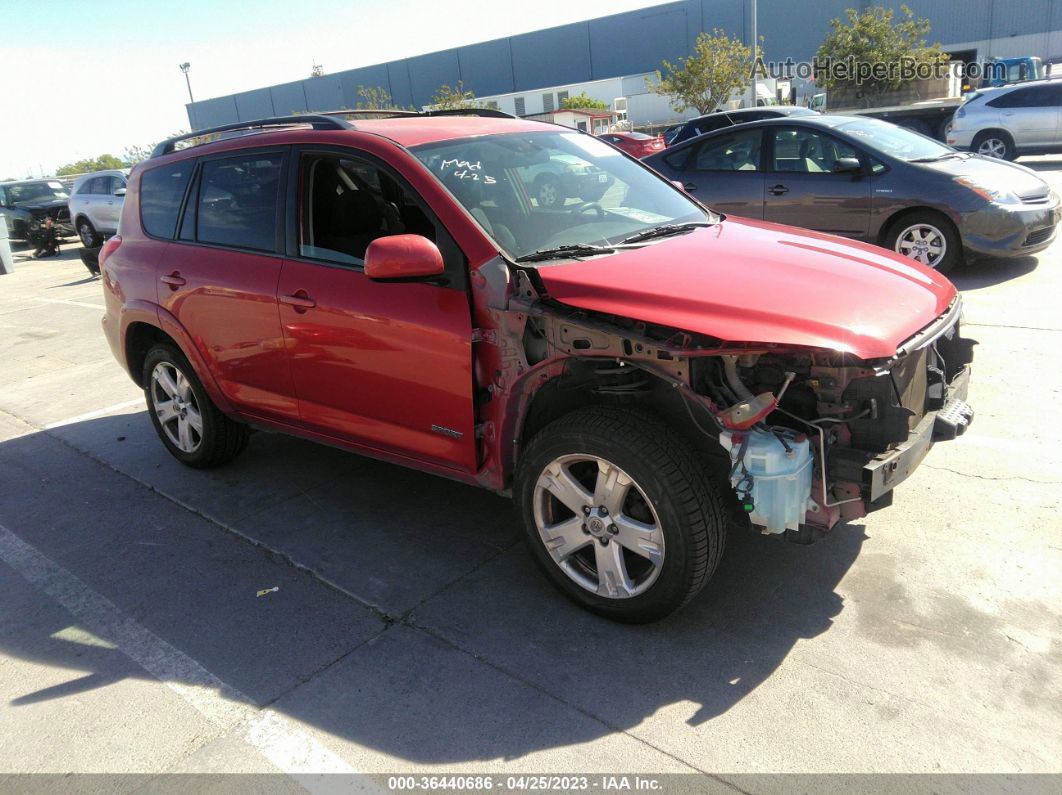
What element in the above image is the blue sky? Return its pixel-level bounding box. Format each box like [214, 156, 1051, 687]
[0, 0, 674, 178]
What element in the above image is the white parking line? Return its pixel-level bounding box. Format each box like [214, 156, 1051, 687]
[0, 522, 362, 780]
[37, 298, 106, 310]
[43, 399, 146, 429]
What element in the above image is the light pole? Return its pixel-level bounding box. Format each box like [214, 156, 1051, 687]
[179, 62, 194, 103]
[747, 0, 758, 108]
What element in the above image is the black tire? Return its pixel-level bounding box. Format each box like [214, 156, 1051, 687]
[79, 248, 100, 276]
[514, 406, 726, 623]
[884, 210, 962, 275]
[971, 129, 1016, 161]
[534, 174, 563, 208]
[142, 343, 249, 469]
[77, 217, 100, 248]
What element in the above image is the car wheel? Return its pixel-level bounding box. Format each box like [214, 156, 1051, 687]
[972, 130, 1015, 161]
[886, 211, 961, 274]
[515, 406, 726, 623]
[535, 175, 562, 208]
[142, 344, 249, 469]
[77, 218, 100, 248]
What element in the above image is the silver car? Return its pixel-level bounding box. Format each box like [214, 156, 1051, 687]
[68, 169, 129, 247]
[948, 81, 1062, 160]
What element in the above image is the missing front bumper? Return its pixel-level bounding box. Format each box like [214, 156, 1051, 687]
[863, 365, 972, 501]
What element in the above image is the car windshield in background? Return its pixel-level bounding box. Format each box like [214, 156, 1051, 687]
[411, 131, 709, 260]
[837, 118, 954, 162]
[7, 181, 69, 204]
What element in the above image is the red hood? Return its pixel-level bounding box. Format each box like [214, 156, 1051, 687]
[535, 217, 957, 360]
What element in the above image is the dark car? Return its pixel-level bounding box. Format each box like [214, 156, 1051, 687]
[0, 179, 75, 243]
[644, 115, 1059, 273]
[662, 124, 684, 145]
[669, 106, 818, 146]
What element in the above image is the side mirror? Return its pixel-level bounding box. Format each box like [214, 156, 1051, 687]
[113, 188, 127, 197]
[832, 157, 863, 174]
[364, 234, 445, 281]
[672, 180, 687, 191]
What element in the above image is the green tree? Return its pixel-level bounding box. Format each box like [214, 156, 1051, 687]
[121, 131, 187, 166]
[56, 154, 126, 177]
[355, 85, 398, 110]
[650, 29, 757, 114]
[430, 81, 482, 110]
[560, 93, 608, 110]
[815, 5, 948, 105]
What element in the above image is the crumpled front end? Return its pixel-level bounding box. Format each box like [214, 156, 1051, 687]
[694, 297, 976, 542]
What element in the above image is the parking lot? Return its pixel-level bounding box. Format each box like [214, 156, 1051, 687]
[1, 162, 1060, 784]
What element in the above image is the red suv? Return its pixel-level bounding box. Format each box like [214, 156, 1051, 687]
[100, 111, 975, 622]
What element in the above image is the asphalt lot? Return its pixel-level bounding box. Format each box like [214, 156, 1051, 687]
[1, 163, 1060, 787]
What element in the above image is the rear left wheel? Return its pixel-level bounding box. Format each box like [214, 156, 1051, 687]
[142, 344, 249, 468]
[515, 406, 726, 623]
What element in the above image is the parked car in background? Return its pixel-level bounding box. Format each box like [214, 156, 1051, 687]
[514, 151, 614, 208]
[662, 124, 683, 145]
[0, 179, 74, 244]
[598, 131, 665, 158]
[644, 114, 1058, 273]
[669, 106, 818, 146]
[69, 169, 129, 246]
[101, 112, 975, 621]
[947, 80, 1062, 160]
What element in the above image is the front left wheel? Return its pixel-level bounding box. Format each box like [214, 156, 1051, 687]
[515, 406, 727, 623]
[142, 344, 249, 468]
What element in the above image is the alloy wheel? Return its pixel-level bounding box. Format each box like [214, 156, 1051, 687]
[895, 223, 947, 268]
[977, 137, 1008, 159]
[532, 454, 665, 599]
[150, 362, 203, 453]
[78, 222, 94, 247]
[538, 181, 558, 207]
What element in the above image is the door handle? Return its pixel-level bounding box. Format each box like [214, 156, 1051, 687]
[160, 272, 186, 288]
[768, 184, 789, 195]
[280, 291, 316, 312]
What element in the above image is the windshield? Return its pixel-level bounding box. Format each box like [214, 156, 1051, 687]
[411, 131, 709, 260]
[837, 118, 953, 161]
[7, 181, 69, 205]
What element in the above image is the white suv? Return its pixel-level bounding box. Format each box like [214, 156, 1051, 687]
[68, 169, 129, 247]
[948, 81, 1062, 160]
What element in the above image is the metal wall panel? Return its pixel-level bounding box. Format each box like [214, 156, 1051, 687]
[272, 81, 311, 115]
[588, 2, 696, 78]
[407, 49, 463, 107]
[510, 22, 592, 91]
[338, 64, 393, 110]
[301, 76, 341, 113]
[387, 61, 415, 109]
[456, 39, 516, 97]
[233, 88, 274, 120]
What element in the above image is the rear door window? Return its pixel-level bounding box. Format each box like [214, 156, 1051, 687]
[692, 129, 762, 171]
[140, 161, 194, 239]
[196, 154, 283, 252]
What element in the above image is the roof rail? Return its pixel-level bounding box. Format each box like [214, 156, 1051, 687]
[150, 114, 354, 158]
[319, 107, 515, 120]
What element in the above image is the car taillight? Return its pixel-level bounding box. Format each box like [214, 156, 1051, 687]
[99, 235, 122, 271]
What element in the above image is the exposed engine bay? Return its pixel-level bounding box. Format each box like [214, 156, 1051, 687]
[479, 262, 976, 543]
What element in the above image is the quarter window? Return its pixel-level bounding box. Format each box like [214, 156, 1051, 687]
[692, 129, 762, 171]
[196, 154, 282, 251]
[771, 128, 860, 173]
[140, 162, 193, 239]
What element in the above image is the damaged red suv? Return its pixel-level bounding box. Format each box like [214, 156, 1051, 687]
[100, 111, 975, 622]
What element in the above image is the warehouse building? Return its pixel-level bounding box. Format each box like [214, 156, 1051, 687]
[186, 0, 1062, 131]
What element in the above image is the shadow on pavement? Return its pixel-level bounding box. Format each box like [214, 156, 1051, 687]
[0, 414, 864, 763]
[953, 252, 1038, 290]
